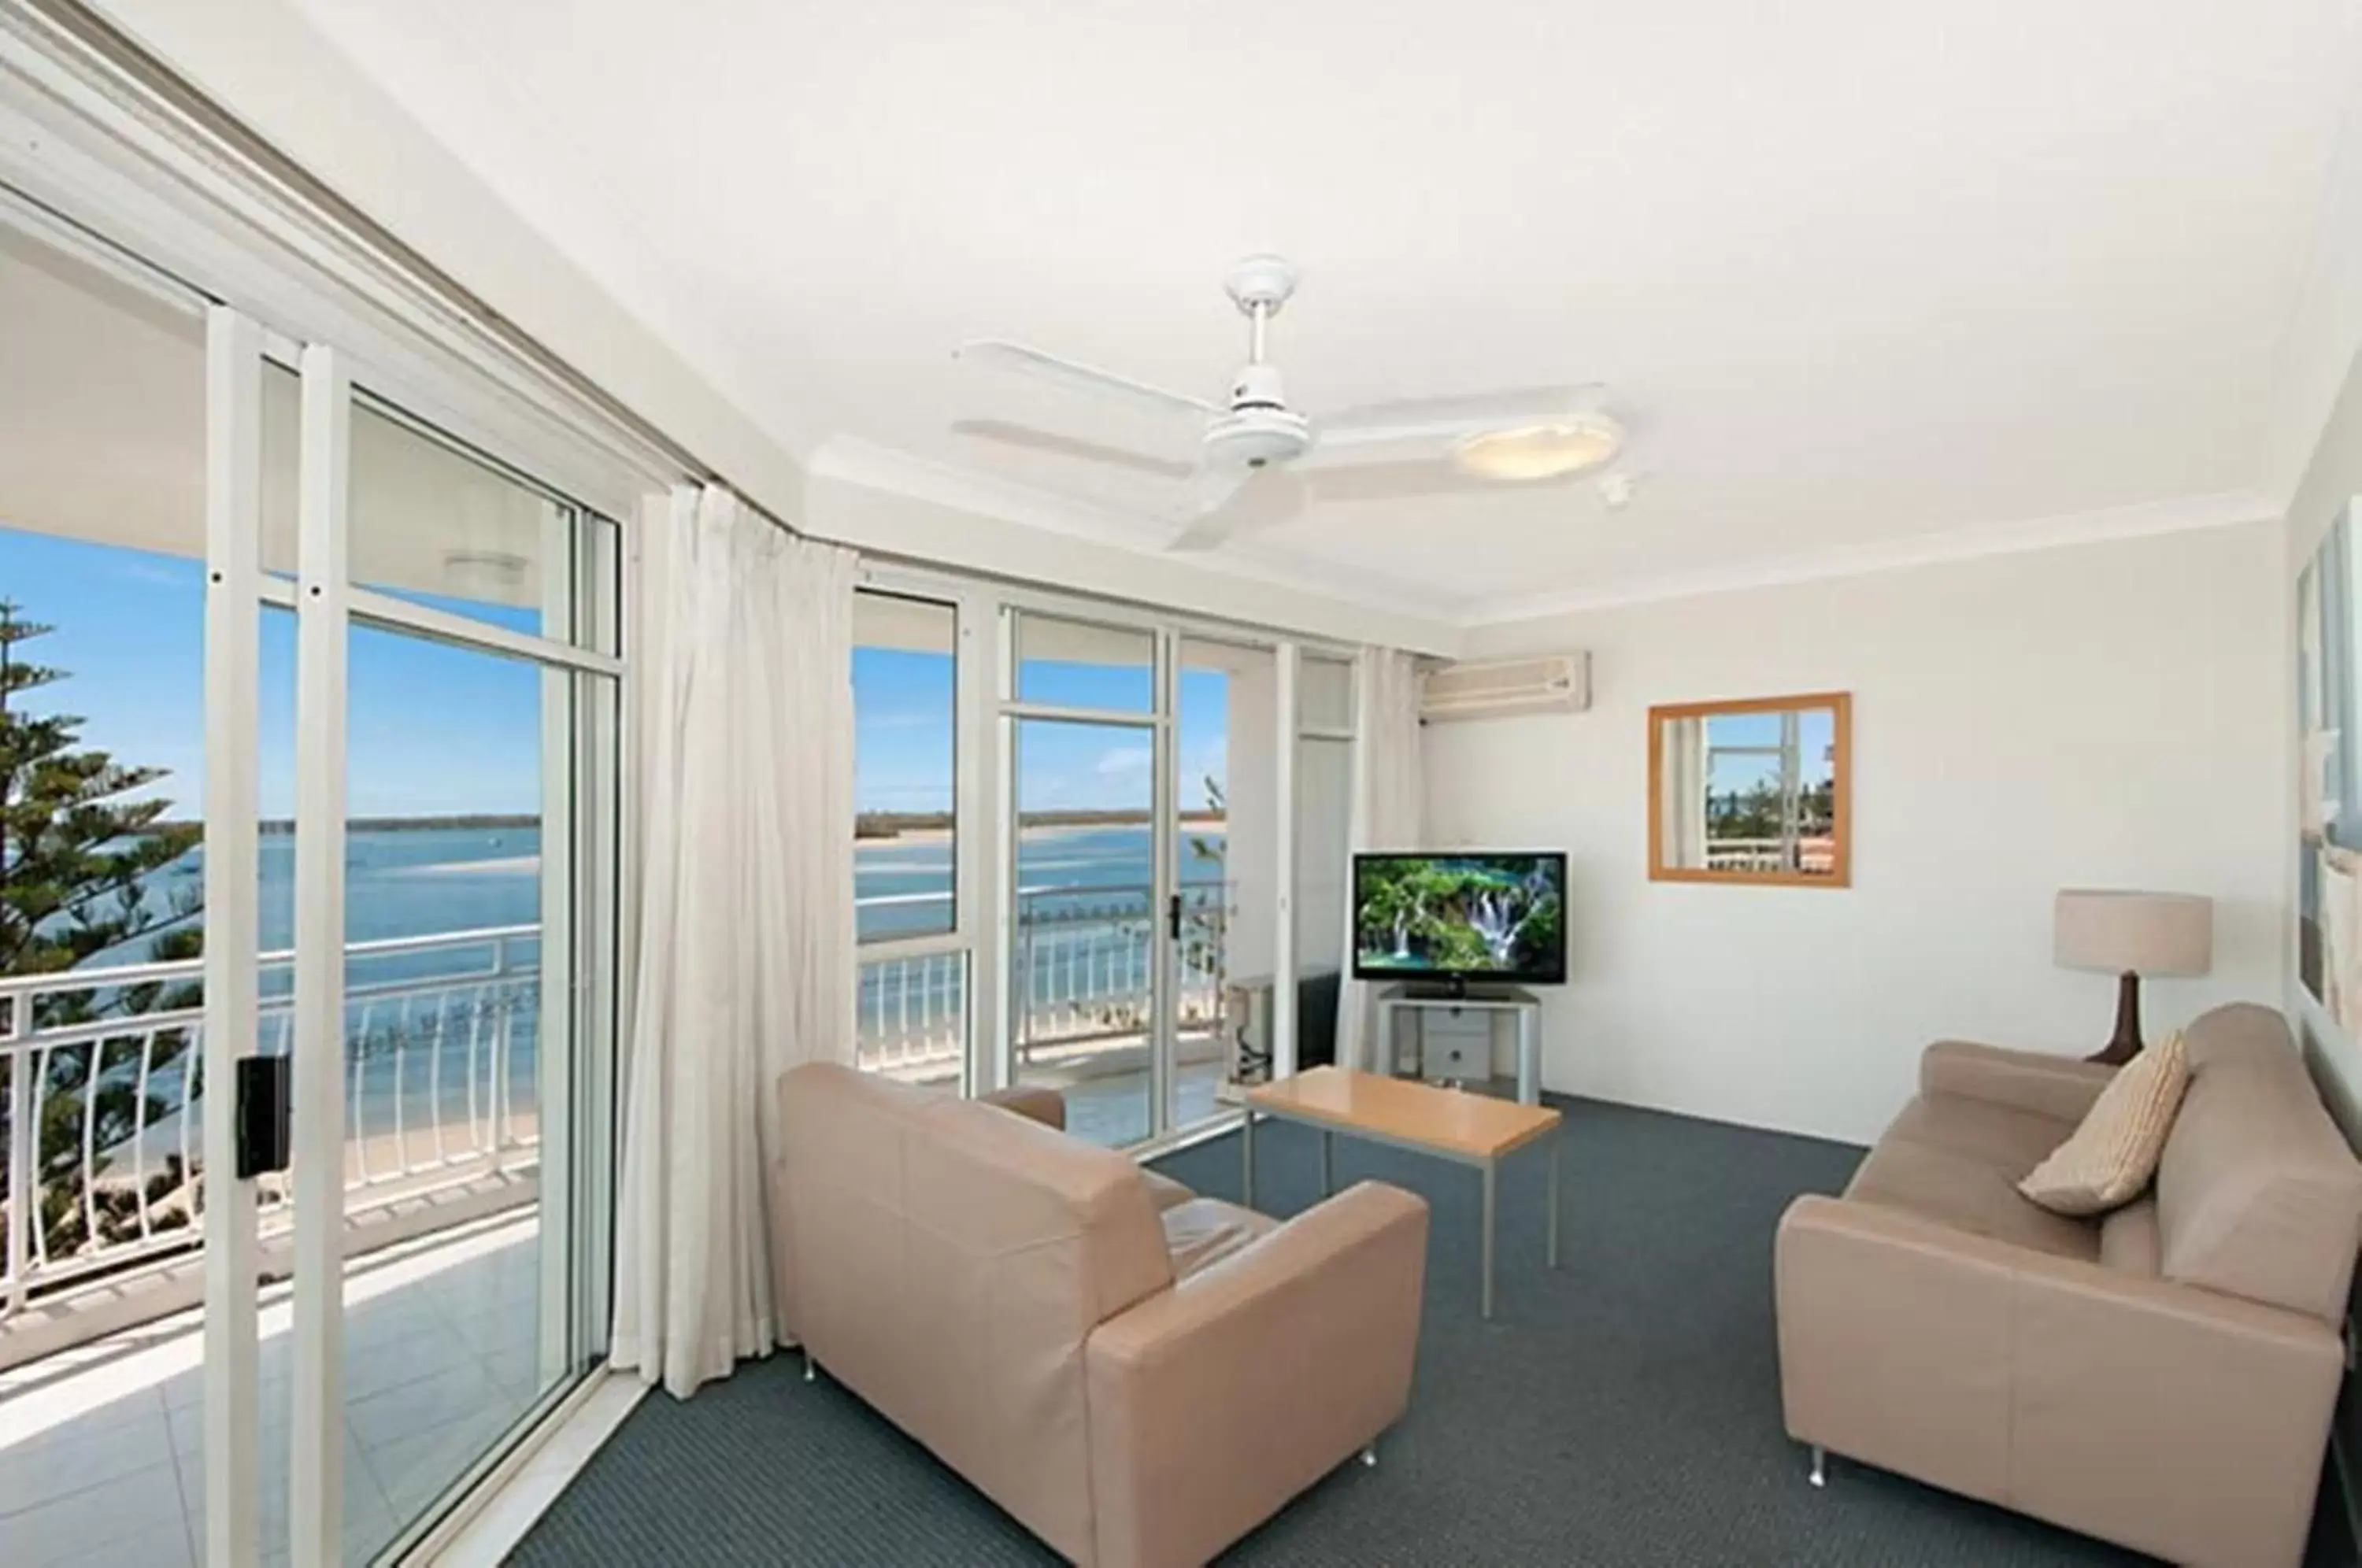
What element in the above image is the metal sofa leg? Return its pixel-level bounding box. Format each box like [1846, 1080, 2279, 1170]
[1361, 1443, 1378, 1469]
[803, 1348, 816, 1384]
[1808, 1444, 1827, 1488]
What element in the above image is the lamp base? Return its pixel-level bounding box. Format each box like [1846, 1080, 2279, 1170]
[2085, 971, 2142, 1067]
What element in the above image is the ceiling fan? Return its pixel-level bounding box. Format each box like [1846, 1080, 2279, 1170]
[957, 255, 1627, 552]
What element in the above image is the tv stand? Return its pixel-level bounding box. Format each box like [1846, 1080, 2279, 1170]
[1372, 985, 1542, 1104]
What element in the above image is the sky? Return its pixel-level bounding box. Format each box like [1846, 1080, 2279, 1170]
[4, 525, 1231, 823]
[0, 527, 552, 819]
[854, 645, 1231, 815]
[1702, 707, 1837, 796]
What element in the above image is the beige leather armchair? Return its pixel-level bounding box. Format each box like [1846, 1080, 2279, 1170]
[773, 1063, 1429, 1568]
[1776, 1005, 2362, 1568]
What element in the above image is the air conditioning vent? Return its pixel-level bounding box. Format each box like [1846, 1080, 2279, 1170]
[1419, 653, 1590, 722]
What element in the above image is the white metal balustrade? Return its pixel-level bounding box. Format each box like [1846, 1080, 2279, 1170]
[855, 882, 1233, 1078]
[0, 924, 539, 1320]
[6, 882, 1233, 1322]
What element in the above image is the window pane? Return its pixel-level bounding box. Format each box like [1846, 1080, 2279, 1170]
[345, 396, 618, 654]
[1300, 655, 1354, 732]
[339, 627, 613, 1556]
[1011, 718, 1155, 1146]
[856, 951, 967, 1082]
[854, 593, 956, 943]
[1177, 639, 1264, 1125]
[1015, 612, 1154, 712]
[0, 222, 252, 1559]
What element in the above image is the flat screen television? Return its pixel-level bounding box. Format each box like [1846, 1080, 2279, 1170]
[1351, 851, 1568, 988]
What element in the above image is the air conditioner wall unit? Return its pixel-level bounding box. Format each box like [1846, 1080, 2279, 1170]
[1419, 653, 1591, 722]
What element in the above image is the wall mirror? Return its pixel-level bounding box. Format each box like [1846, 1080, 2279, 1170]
[1649, 692, 1852, 886]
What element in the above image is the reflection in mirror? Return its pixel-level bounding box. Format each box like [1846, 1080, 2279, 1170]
[1650, 693, 1851, 886]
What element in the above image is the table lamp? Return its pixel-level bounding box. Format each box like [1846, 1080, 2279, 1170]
[2053, 889, 2213, 1066]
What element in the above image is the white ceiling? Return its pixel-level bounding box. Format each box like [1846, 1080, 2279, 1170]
[283, 0, 2359, 623]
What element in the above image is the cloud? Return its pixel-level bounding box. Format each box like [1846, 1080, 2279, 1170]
[1094, 745, 1153, 778]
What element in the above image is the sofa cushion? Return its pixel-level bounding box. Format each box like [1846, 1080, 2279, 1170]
[2154, 1004, 2362, 1322]
[1844, 1099, 2100, 1262]
[2097, 1196, 2161, 1277]
[1140, 1168, 1197, 1214]
[1885, 1092, 2080, 1173]
[1159, 1197, 1280, 1281]
[2017, 1032, 2189, 1217]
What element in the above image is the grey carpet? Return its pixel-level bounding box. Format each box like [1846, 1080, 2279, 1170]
[511, 1098, 2342, 1566]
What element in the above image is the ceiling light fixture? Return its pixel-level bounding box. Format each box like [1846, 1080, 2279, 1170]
[1450, 415, 1625, 482]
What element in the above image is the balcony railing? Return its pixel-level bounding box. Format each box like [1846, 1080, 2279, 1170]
[0, 924, 539, 1320]
[1703, 837, 1838, 873]
[8, 881, 1233, 1322]
[856, 882, 1232, 1078]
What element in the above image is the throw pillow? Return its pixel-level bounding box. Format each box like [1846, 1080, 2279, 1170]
[2018, 1031, 2190, 1217]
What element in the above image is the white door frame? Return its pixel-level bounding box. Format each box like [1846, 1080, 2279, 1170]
[288, 342, 354, 1568]
[199, 302, 266, 1568]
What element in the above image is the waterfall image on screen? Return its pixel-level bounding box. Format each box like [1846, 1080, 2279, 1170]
[1352, 852, 1566, 982]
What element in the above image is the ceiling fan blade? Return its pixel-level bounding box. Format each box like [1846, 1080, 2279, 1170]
[1167, 467, 1305, 552]
[1308, 385, 1616, 471]
[1323, 383, 1606, 435]
[950, 418, 1195, 480]
[957, 339, 1215, 423]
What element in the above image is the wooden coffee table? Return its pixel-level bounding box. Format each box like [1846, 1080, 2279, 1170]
[1243, 1067, 1562, 1319]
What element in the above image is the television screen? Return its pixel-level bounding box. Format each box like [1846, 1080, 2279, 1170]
[1352, 852, 1567, 984]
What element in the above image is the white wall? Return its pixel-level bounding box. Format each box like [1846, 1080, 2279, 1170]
[1424, 522, 2288, 1145]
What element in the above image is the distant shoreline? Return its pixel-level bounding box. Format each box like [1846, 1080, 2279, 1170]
[858, 810, 1224, 841]
[154, 809, 1224, 840]
[154, 815, 543, 835]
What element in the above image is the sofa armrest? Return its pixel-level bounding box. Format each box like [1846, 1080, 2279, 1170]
[1920, 1040, 2116, 1122]
[979, 1083, 1065, 1131]
[1085, 1181, 1428, 1568]
[1777, 1195, 2339, 1568]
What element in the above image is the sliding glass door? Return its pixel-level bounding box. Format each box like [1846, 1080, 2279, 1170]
[994, 613, 1301, 1148]
[0, 197, 624, 1568]
[325, 390, 619, 1560]
[1172, 638, 1274, 1133]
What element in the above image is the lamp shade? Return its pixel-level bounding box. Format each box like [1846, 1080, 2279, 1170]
[2053, 889, 2212, 977]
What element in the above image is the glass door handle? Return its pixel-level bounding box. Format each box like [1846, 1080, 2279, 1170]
[235, 1054, 291, 1178]
[1168, 893, 1183, 941]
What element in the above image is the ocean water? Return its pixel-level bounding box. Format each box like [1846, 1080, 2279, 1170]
[109, 820, 1220, 1096]
[857, 823, 1226, 943]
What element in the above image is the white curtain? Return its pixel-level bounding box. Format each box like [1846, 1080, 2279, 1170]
[611, 484, 857, 1400]
[1336, 646, 1424, 1071]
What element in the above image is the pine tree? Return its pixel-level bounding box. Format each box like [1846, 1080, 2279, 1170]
[0, 601, 204, 1259]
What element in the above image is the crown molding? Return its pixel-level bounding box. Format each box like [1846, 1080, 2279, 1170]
[809, 437, 2281, 639]
[1467, 490, 2282, 627]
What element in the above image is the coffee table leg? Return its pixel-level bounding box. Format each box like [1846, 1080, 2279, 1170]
[1320, 1128, 1334, 1197]
[1547, 1132, 1561, 1269]
[1481, 1159, 1498, 1321]
[1242, 1108, 1256, 1208]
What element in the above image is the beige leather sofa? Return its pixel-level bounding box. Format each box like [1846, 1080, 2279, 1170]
[772, 1063, 1431, 1568]
[1776, 1004, 2362, 1568]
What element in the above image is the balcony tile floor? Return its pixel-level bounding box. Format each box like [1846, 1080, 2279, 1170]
[0, 1215, 546, 1568]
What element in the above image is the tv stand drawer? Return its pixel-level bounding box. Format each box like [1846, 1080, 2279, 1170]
[1419, 1009, 1491, 1079]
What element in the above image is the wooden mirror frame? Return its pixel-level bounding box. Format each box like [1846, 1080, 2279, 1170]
[1647, 691, 1853, 888]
